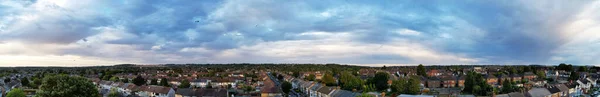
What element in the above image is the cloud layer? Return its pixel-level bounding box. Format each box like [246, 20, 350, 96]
[1, 0, 599, 66]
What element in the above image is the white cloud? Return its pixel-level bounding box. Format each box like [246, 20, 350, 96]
[394, 29, 421, 36]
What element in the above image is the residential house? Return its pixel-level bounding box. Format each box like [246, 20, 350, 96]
[545, 84, 568, 97]
[175, 88, 196, 97]
[140, 85, 176, 97]
[426, 77, 441, 88]
[331, 89, 357, 97]
[486, 75, 498, 86]
[440, 75, 456, 88]
[508, 92, 526, 97]
[526, 88, 552, 97]
[427, 70, 442, 77]
[499, 74, 510, 85]
[196, 89, 228, 97]
[316, 86, 336, 97]
[565, 82, 581, 97]
[524, 72, 537, 81]
[458, 76, 465, 87]
[576, 79, 592, 94]
[511, 74, 522, 82]
[309, 83, 324, 97]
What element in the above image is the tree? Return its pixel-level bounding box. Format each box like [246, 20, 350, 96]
[357, 93, 375, 97]
[292, 71, 300, 78]
[500, 80, 514, 94]
[406, 77, 421, 94]
[132, 75, 146, 86]
[339, 72, 363, 91]
[417, 64, 426, 77]
[150, 79, 158, 85]
[569, 72, 580, 81]
[535, 71, 546, 80]
[36, 75, 100, 97]
[32, 78, 42, 89]
[391, 79, 406, 94]
[179, 80, 191, 88]
[4, 78, 10, 83]
[160, 78, 170, 86]
[277, 74, 284, 81]
[122, 78, 129, 83]
[363, 84, 376, 93]
[242, 85, 255, 92]
[110, 76, 119, 81]
[371, 72, 390, 91]
[321, 73, 336, 86]
[108, 88, 121, 97]
[281, 81, 292, 94]
[579, 66, 588, 72]
[21, 77, 29, 88]
[306, 74, 316, 81]
[382, 65, 387, 70]
[6, 88, 26, 97]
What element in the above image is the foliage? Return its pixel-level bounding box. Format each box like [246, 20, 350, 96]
[569, 72, 580, 81]
[363, 84, 376, 93]
[6, 88, 26, 97]
[417, 64, 426, 77]
[463, 71, 493, 96]
[108, 88, 121, 97]
[292, 71, 300, 78]
[339, 72, 363, 91]
[31, 78, 42, 89]
[132, 75, 146, 86]
[321, 73, 336, 86]
[500, 80, 516, 94]
[578, 66, 588, 72]
[535, 71, 546, 80]
[369, 72, 390, 91]
[306, 74, 316, 81]
[160, 78, 170, 86]
[150, 79, 158, 85]
[242, 85, 255, 92]
[121, 78, 129, 83]
[406, 77, 421, 94]
[390, 79, 407, 94]
[36, 75, 100, 97]
[357, 93, 375, 97]
[109, 76, 119, 81]
[21, 77, 29, 88]
[178, 80, 191, 88]
[281, 81, 292, 94]
[557, 63, 573, 71]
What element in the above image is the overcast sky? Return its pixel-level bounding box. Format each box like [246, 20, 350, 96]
[1, 0, 599, 66]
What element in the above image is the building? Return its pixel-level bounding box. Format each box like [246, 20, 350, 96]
[426, 77, 441, 88]
[511, 74, 522, 82]
[316, 86, 335, 97]
[140, 85, 175, 97]
[485, 75, 498, 85]
[440, 75, 456, 88]
[457, 76, 465, 87]
[526, 88, 551, 97]
[524, 72, 537, 81]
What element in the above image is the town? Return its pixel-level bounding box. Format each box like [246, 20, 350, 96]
[0, 63, 598, 97]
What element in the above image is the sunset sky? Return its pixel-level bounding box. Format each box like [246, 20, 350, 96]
[1, 0, 599, 66]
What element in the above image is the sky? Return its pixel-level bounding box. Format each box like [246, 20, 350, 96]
[1, 0, 600, 66]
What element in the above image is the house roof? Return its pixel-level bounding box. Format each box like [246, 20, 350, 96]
[332, 90, 356, 97]
[196, 89, 228, 97]
[527, 88, 551, 97]
[565, 82, 579, 88]
[545, 85, 561, 93]
[143, 85, 172, 94]
[316, 86, 335, 95]
[524, 72, 536, 76]
[508, 92, 526, 97]
[176, 88, 195, 96]
[496, 94, 509, 97]
[554, 84, 569, 92]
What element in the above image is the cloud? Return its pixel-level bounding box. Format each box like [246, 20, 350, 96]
[0, 0, 599, 66]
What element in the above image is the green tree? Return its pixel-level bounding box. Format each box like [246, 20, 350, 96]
[242, 85, 255, 92]
[579, 66, 588, 72]
[321, 73, 336, 86]
[292, 71, 300, 78]
[31, 78, 42, 89]
[121, 78, 129, 83]
[363, 84, 376, 93]
[357, 93, 375, 97]
[132, 75, 146, 86]
[6, 88, 26, 97]
[339, 72, 363, 91]
[371, 72, 390, 91]
[535, 71, 546, 80]
[281, 81, 292, 94]
[108, 88, 120, 97]
[306, 74, 316, 81]
[178, 80, 191, 88]
[406, 77, 421, 94]
[150, 79, 158, 85]
[569, 72, 580, 81]
[160, 78, 170, 86]
[500, 80, 514, 94]
[391, 79, 407, 94]
[20, 77, 29, 88]
[417, 64, 426, 77]
[109, 76, 119, 81]
[36, 75, 100, 97]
